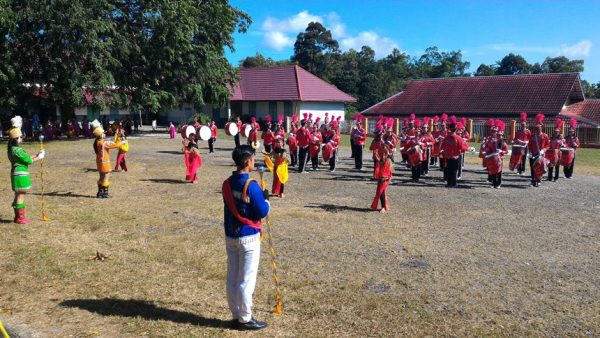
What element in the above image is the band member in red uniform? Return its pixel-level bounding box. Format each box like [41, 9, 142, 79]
[483, 120, 509, 188]
[287, 115, 299, 167]
[235, 116, 243, 148]
[322, 121, 340, 172]
[296, 117, 311, 173]
[420, 118, 435, 177]
[309, 121, 323, 171]
[247, 117, 261, 148]
[382, 118, 398, 163]
[440, 116, 469, 188]
[404, 120, 424, 181]
[457, 118, 471, 179]
[563, 118, 580, 179]
[371, 142, 393, 213]
[430, 116, 440, 167]
[479, 118, 495, 177]
[528, 113, 550, 187]
[370, 128, 385, 177]
[261, 115, 274, 153]
[351, 115, 366, 170]
[209, 120, 218, 153]
[512, 112, 531, 175]
[546, 118, 566, 182]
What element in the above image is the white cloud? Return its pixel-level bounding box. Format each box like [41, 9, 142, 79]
[558, 40, 592, 57]
[259, 11, 400, 58]
[341, 31, 399, 56]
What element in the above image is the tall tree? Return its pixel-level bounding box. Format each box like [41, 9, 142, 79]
[291, 22, 339, 81]
[414, 47, 470, 78]
[540, 56, 584, 73]
[475, 64, 497, 76]
[496, 53, 531, 75]
[239, 53, 289, 68]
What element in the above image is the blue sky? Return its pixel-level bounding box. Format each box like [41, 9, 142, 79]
[227, 0, 600, 83]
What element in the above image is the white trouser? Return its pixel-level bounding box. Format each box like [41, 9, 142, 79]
[225, 233, 261, 323]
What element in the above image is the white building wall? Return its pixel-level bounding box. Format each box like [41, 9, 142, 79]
[298, 102, 345, 122]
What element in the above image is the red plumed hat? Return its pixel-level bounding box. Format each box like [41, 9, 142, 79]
[303, 113, 308, 120]
[410, 113, 416, 121]
[331, 120, 338, 127]
[315, 117, 321, 124]
[488, 118, 495, 126]
[378, 114, 384, 122]
[495, 119, 505, 131]
[520, 112, 527, 121]
[415, 119, 422, 127]
[456, 122, 464, 130]
[355, 114, 363, 121]
[555, 118, 563, 130]
[423, 116, 430, 125]
[308, 113, 313, 120]
[535, 113, 545, 126]
[266, 115, 272, 123]
[449, 115, 457, 125]
[251, 116, 256, 123]
[433, 116, 440, 123]
[277, 114, 283, 123]
[292, 114, 298, 123]
[403, 118, 409, 126]
[386, 118, 394, 129]
[460, 117, 467, 127]
[325, 112, 329, 117]
[569, 118, 577, 130]
[441, 113, 448, 122]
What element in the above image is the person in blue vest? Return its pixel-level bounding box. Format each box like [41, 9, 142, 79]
[221, 145, 270, 330]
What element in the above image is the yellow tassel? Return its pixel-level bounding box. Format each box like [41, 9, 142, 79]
[0, 320, 9, 338]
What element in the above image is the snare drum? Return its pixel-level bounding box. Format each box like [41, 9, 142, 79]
[509, 146, 522, 171]
[198, 125, 211, 141]
[225, 122, 238, 136]
[560, 147, 574, 167]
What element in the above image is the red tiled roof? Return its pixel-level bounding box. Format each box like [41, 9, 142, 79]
[559, 99, 600, 127]
[230, 65, 356, 103]
[362, 73, 583, 117]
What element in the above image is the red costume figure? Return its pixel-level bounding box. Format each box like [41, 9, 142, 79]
[322, 121, 340, 172]
[296, 116, 311, 173]
[183, 132, 203, 183]
[563, 118, 579, 179]
[430, 116, 441, 166]
[370, 129, 385, 177]
[432, 114, 448, 173]
[114, 127, 129, 172]
[457, 119, 470, 179]
[480, 118, 496, 172]
[483, 120, 509, 188]
[287, 115, 299, 167]
[262, 115, 274, 153]
[248, 117, 261, 149]
[419, 120, 435, 176]
[208, 120, 218, 153]
[351, 115, 367, 170]
[511, 112, 531, 174]
[383, 118, 398, 162]
[234, 116, 243, 148]
[371, 142, 393, 213]
[546, 118, 567, 182]
[527, 113, 550, 187]
[403, 120, 425, 181]
[308, 123, 323, 171]
[440, 116, 469, 188]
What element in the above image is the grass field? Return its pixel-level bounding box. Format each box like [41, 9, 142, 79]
[0, 133, 599, 337]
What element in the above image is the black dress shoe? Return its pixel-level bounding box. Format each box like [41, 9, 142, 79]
[238, 318, 268, 330]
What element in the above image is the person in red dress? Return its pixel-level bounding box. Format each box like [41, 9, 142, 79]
[371, 142, 393, 213]
[457, 118, 471, 179]
[563, 118, 580, 179]
[322, 120, 341, 172]
[433, 114, 448, 176]
[527, 113, 550, 187]
[261, 115, 274, 153]
[440, 116, 469, 188]
[546, 118, 567, 182]
[382, 118, 398, 163]
[483, 120, 509, 188]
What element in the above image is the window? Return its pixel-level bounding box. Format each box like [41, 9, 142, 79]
[269, 101, 277, 119]
[249, 101, 257, 115]
[284, 102, 293, 116]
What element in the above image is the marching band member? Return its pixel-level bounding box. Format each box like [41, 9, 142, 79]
[457, 118, 471, 179]
[527, 113, 550, 187]
[383, 118, 398, 163]
[114, 126, 129, 172]
[433, 114, 448, 176]
[430, 116, 440, 167]
[183, 132, 203, 183]
[322, 121, 340, 172]
[296, 116, 310, 173]
[287, 115, 298, 167]
[404, 120, 424, 182]
[483, 120, 509, 189]
[247, 116, 261, 149]
[563, 119, 580, 179]
[309, 120, 323, 171]
[234, 116, 243, 148]
[546, 119, 566, 182]
[92, 119, 120, 198]
[261, 116, 274, 153]
[351, 115, 366, 171]
[480, 118, 495, 177]
[275, 115, 286, 139]
[419, 118, 435, 177]
[7, 116, 45, 224]
[371, 141, 393, 213]
[440, 116, 468, 188]
[370, 127, 385, 177]
[512, 112, 531, 175]
[209, 120, 218, 153]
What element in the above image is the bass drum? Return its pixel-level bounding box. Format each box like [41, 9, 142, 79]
[322, 142, 333, 161]
[198, 125, 212, 141]
[560, 147, 574, 166]
[184, 125, 196, 139]
[180, 124, 188, 139]
[509, 146, 523, 171]
[241, 123, 252, 138]
[225, 122, 239, 136]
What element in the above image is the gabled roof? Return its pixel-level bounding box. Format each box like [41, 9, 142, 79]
[229, 65, 356, 103]
[559, 99, 600, 127]
[362, 73, 583, 117]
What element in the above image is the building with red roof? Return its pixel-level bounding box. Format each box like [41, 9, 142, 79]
[228, 65, 356, 123]
[362, 73, 600, 128]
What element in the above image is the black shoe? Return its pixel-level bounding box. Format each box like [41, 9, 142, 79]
[238, 318, 267, 330]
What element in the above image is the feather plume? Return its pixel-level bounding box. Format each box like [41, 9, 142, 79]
[423, 117, 430, 124]
[495, 119, 505, 131]
[325, 112, 329, 117]
[520, 112, 527, 120]
[292, 115, 298, 123]
[433, 116, 439, 123]
[10, 116, 23, 129]
[555, 118, 563, 129]
[308, 113, 313, 120]
[456, 122, 464, 130]
[410, 113, 415, 121]
[569, 118, 577, 129]
[386, 118, 394, 129]
[488, 118, 495, 126]
[450, 115, 457, 125]
[415, 119, 422, 127]
[277, 114, 283, 123]
[460, 117, 467, 126]
[441, 113, 448, 122]
[303, 113, 308, 119]
[403, 119, 409, 126]
[315, 117, 321, 124]
[251, 116, 256, 123]
[266, 115, 272, 123]
[535, 113, 545, 124]
[378, 114, 384, 122]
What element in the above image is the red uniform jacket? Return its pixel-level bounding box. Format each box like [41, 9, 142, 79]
[565, 135, 580, 149]
[261, 129, 274, 146]
[403, 137, 424, 166]
[484, 137, 508, 175]
[309, 131, 323, 158]
[432, 130, 447, 157]
[440, 133, 468, 159]
[210, 125, 218, 138]
[351, 127, 366, 145]
[296, 127, 310, 148]
[545, 136, 566, 166]
[527, 132, 549, 157]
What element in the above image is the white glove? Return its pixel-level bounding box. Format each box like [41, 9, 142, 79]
[37, 150, 45, 159]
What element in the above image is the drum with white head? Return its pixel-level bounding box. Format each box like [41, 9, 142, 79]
[198, 125, 211, 141]
[225, 122, 239, 136]
[241, 123, 252, 138]
[184, 125, 196, 139]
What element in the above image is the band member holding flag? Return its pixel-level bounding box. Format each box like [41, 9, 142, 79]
[222, 145, 270, 330]
[91, 119, 120, 198]
[7, 116, 45, 224]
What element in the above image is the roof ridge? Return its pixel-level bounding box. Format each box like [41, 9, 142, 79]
[361, 91, 404, 114]
[238, 64, 296, 71]
[295, 65, 355, 101]
[294, 65, 303, 101]
[412, 73, 579, 82]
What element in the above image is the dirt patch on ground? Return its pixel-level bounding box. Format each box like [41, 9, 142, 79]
[0, 135, 598, 337]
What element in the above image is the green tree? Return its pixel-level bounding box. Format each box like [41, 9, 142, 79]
[475, 64, 497, 76]
[581, 80, 600, 98]
[414, 47, 470, 78]
[540, 56, 584, 73]
[496, 53, 531, 75]
[239, 53, 289, 68]
[291, 22, 339, 81]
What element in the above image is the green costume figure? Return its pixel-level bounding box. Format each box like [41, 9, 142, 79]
[7, 116, 45, 224]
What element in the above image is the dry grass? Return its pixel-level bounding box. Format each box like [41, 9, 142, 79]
[0, 133, 599, 337]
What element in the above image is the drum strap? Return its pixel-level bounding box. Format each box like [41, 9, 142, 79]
[222, 178, 262, 233]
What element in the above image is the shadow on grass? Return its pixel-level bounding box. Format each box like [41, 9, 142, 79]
[306, 203, 373, 213]
[140, 178, 186, 184]
[156, 150, 183, 155]
[30, 191, 97, 199]
[82, 168, 97, 172]
[59, 298, 232, 329]
[0, 219, 14, 223]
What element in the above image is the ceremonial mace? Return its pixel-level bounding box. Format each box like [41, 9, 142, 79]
[39, 135, 49, 221]
[257, 165, 283, 315]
